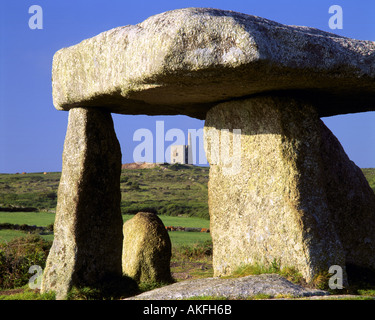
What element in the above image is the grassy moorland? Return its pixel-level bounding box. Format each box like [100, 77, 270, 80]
[1, 166, 375, 299]
[1, 165, 374, 245]
[2, 166, 374, 218]
[119, 163, 209, 218]
[0, 172, 60, 211]
[362, 168, 375, 194]
[0, 163, 209, 218]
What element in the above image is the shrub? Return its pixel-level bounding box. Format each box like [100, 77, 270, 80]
[129, 182, 141, 190]
[45, 192, 57, 200]
[0, 235, 52, 289]
[173, 241, 213, 261]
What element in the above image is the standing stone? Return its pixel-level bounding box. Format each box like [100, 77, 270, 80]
[204, 95, 347, 283]
[320, 123, 375, 274]
[122, 212, 172, 284]
[41, 108, 123, 299]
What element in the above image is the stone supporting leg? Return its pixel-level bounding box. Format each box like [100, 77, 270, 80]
[204, 95, 375, 284]
[41, 108, 123, 299]
[320, 123, 375, 276]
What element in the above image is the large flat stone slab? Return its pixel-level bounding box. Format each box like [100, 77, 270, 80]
[52, 8, 375, 119]
[126, 274, 329, 300]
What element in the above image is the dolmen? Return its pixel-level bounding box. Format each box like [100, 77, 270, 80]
[41, 8, 375, 299]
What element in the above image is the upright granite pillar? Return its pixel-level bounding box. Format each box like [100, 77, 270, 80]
[320, 123, 375, 274]
[204, 95, 370, 283]
[41, 108, 123, 299]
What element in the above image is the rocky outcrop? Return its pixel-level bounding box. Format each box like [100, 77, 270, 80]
[121, 162, 159, 170]
[122, 212, 173, 284]
[52, 8, 375, 119]
[41, 108, 123, 299]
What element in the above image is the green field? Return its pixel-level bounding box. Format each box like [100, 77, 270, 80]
[0, 211, 55, 226]
[1, 166, 374, 247]
[0, 212, 209, 229]
[0, 229, 31, 243]
[0, 211, 211, 246]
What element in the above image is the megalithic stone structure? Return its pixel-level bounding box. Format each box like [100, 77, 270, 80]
[43, 8, 375, 298]
[41, 108, 123, 299]
[203, 96, 375, 283]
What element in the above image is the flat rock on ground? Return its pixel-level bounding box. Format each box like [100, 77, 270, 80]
[126, 274, 329, 300]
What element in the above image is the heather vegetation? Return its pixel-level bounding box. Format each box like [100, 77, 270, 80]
[0, 234, 213, 300]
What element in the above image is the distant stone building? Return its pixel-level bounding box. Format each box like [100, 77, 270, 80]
[170, 133, 192, 164]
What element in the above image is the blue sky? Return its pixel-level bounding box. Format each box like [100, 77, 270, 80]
[0, 0, 374, 173]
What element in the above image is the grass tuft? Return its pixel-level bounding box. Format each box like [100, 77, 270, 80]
[229, 259, 305, 286]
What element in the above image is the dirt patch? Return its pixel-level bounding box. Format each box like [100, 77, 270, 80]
[122, 162, 159, 170]
[0, 288, 26, 296]
[171, 260, 213, 281]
